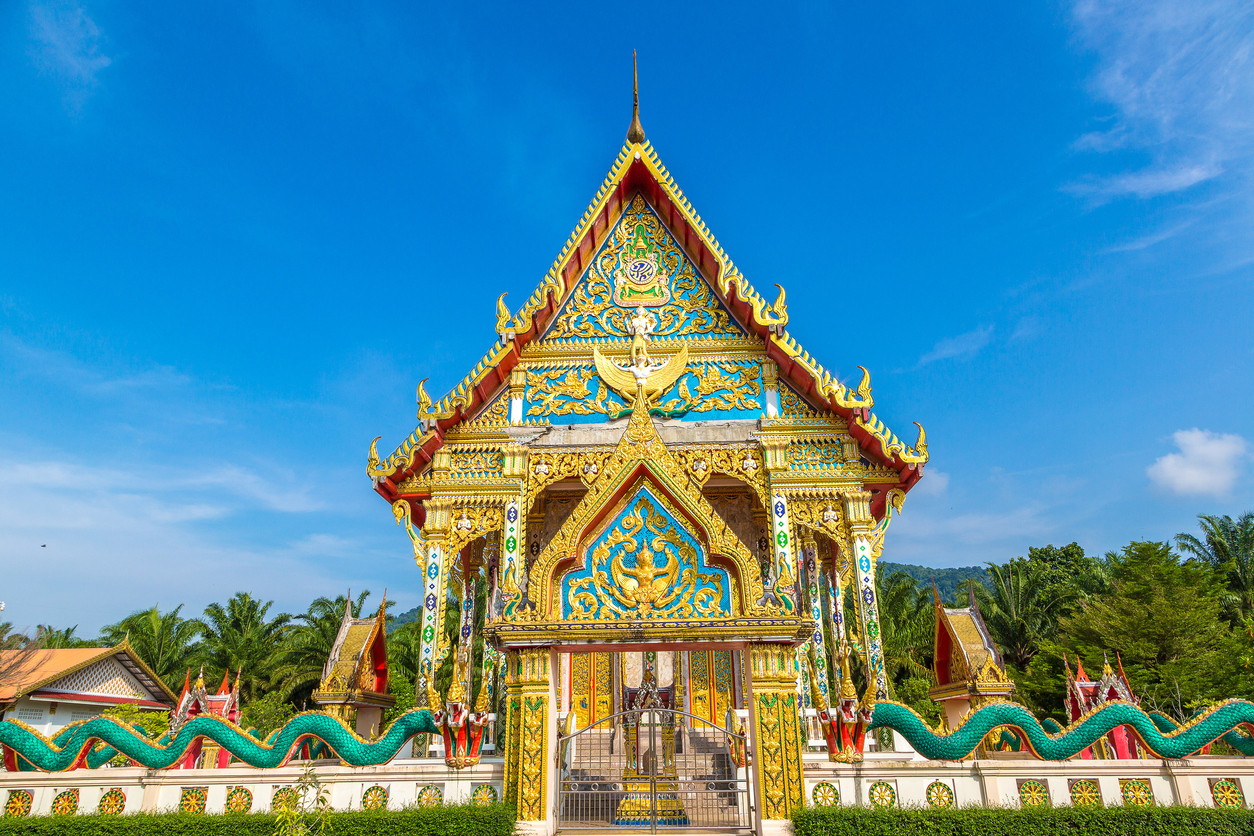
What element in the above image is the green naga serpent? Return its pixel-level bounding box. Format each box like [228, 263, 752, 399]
[1, 710, 439, 772]
[870, 699, 1254, 760]
[3, 701, 1253, 771]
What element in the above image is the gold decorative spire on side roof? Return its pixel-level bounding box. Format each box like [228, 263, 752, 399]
[627, 50, 645, 144]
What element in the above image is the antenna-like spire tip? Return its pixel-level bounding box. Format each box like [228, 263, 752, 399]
[627, 50, 646, 144]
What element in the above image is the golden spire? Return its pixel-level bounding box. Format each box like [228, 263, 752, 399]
[627, 50, 645, 144]
[838, 646, 858, 701]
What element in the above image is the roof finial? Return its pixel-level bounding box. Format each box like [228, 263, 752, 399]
[627, 50, 645, 144]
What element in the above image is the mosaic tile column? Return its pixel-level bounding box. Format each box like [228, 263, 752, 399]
[498, 498, 523, 617]
[799, 536, 831, 708]
[417, 539, 450, 709]
[749, 643, 805, 819]
[768, 493, 797, 613]
[844, 491, 889, 701]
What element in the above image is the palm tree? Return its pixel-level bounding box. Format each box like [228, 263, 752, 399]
[971, 560, 1075, 669]
[1176, 512, 1254, 620]
[387, 621, 422, 686]
[192, 593, 292, 702]
[35, 625, 92, 648]
[274, 591, 373, 707]
[875, 570, 935, 684]
[98, 605, 202, 693]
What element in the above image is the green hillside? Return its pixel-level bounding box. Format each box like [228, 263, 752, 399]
[879, 561, 989, 603]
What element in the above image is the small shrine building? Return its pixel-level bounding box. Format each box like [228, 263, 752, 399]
[368, 73, 928, 833]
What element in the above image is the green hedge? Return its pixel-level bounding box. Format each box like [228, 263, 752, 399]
[793, 806, 1254, 836]
[0, 803, 515, 836]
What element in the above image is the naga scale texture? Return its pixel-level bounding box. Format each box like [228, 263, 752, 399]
[0, 709, 439, 772]
[871, 699, 1254, 760]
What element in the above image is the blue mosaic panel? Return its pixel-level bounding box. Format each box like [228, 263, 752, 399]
[563, 485, 731, 619]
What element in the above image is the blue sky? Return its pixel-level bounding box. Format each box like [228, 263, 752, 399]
[1, 1, 1251, 633]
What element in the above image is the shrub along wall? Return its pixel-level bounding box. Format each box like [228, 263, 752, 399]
[793, 805, 1254, 836]
[0, 802, 516, 836]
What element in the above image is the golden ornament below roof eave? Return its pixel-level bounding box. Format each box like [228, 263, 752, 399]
[368, 139, 928, 487]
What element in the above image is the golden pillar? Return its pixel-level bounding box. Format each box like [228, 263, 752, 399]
[502, 650, 522, 808]
[749, 643, 806, 819]
[510, 647, 550, 821]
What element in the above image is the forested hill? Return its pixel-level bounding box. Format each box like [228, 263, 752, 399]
[879, 562, 989, 602]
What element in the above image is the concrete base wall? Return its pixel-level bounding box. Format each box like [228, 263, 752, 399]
[802, 753, 1252, 808]
[0, 757, 504, 816]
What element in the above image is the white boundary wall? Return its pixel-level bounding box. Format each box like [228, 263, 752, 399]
[0, 757, 505, 816]
[803, 752, 1254, 808]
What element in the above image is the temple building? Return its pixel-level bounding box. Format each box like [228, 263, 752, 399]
[368, 65, 927, 832]
[311, 597, 394, 740]
[0, 642, 175, 741]
[1064, 654, 1143, 760]
[928, 587, 1015, 733]
[169, 667, 242, 769]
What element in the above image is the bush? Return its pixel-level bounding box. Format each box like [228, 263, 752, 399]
[793, 805, 1254, 836]
[0, 803, 516, 836]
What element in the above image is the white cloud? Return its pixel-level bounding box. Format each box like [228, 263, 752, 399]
[1147, 428, 1248, 496]
[27, 0, 112, 113]
[1067, 0, 1254, 200]
[917, 326, 994, 367]
[912, 469, 950, 497]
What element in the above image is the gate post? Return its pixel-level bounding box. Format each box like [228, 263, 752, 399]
[511, 647, 553, 833]
[748, 643, 806, 830]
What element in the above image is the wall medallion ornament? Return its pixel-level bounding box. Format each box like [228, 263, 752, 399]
[179, 786, 207, 814]
[272, 787, 298, 811]
[362, 785, 388, 810]
[810, 782, 838, 807]
[52, 789, 79, 816]
[1069, 779, 1101, 807]
[97, 788, 126, 815]
[471, 784, 499, 806]
[417, 785, 443, 807]
[613, 222, 672, 307]
[868, 781, 896, 808]
[925, 781, 954, 808]
[1017, 779, 1049, 807]
[1120, 779, 1153, 806]
[1211, 778, 1245, 809]
[5, 790, 32, 818]
[225, 786, 253, 813]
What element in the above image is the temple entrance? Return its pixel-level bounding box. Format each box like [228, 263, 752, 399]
[557, 708, 751, 833]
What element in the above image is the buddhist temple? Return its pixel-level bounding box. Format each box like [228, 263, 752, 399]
[10, 62, 1254, 822]
[367, 60, 928, 831]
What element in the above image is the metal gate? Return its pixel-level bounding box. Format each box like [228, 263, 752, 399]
[557, 708, 752, 832]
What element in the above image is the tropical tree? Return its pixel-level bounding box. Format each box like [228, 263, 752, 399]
[35, 625, 93, 648]
[98, 605, 201, 693]
[1062, 540, 1232, 711]
[192, 593, 292, 702]
[875, 570, 935, 683]
[1177, 512, 1254, 622]
[275, 591, 373, 708]
[971, 560, 1075, 669]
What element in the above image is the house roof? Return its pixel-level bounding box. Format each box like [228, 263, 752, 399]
[0, 641, 177, 707]
[368, 130, 928, 519]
